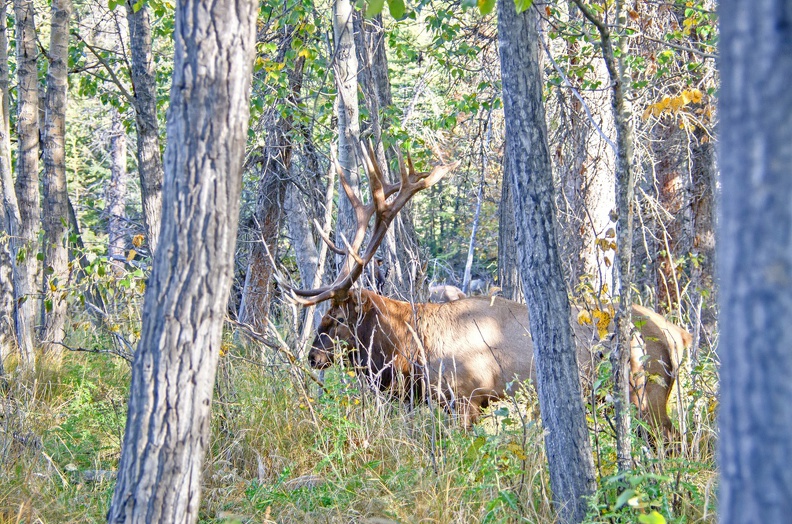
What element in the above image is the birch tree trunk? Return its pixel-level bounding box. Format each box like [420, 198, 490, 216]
[106, 0, 256, 519]
[40, 0, 73, 356]
[497, 2, 596, 521]
[0, 0, 15, 368]
[12, 0, 41, 367]
[106, 110, 130, 270]
[126, 1, 163, 254]
[718, 1, 792, 521]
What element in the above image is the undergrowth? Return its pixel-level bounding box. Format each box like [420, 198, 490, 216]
[0, 325, 717, 523]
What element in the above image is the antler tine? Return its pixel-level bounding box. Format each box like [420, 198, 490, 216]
[282, 144, 459, 307]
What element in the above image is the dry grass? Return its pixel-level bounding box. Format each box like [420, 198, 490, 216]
[0, 330, 718, 523]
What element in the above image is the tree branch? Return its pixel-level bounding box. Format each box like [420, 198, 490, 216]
[72, 31, 137, 109]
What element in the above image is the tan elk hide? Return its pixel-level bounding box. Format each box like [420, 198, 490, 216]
[428, 284, 467, 303]
[308, 289, 692, 437]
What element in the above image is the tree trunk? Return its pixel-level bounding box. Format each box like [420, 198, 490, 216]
[333, 0, 361, 268]
[238, 39, 305, 332]
[0, 0, 15, 369]
[498, 161, 523, 302]
[106, 0, 257, 519]
[12, 0, 41, 367]
[126, 1, 163, 254]
[106, 110, 130, 270]
[573, 0, 636, 470]
[497, 2, 596, 522]
[718, 1, 792, 521]
[40, 0, 73, 357]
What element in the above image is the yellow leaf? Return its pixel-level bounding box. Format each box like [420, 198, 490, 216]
[132, 234, 145, 247]
[592, 309, 612, 339]
[127, 249, 137, 261]
[577, 310, 592, 326]
[690, 88, 703, 103]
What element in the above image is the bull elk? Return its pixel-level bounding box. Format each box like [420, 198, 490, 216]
[283, 143, 692, 439]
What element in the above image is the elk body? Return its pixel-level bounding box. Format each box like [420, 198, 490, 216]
[285, 142, 690, 439]
[308, 289, 691, 436]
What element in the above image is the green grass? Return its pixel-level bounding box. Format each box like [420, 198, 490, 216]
[0, 330, 717, 523]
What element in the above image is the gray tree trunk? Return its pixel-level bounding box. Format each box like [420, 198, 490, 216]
[106, 110, 130, 270]
[40, 0, 73, 356]
[498, 162, 523, 302]
[126, 1, 163, 254]
[333, 0, 361, 267]
[105, 0, 257, 519]
[718, 1, 792, 522]
[0, 0, 15, 369]
[12, 0, 41, 367]
[497, 2, 596, 522]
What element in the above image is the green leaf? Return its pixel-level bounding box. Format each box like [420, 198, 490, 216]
[44, 299, 53, 313]
[132, 0, 144, 13]
[478, 0, 495, 15]
[615, 489, 636, 509]
[387, 0, 405, 19]
[498, 490, 519, 510]
[108, 0, 118, 10]
[638, 511, 667, 524]
[514, 0, 533, 14]
[366, 0, 385, 17]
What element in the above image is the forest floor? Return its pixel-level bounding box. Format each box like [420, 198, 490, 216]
[0, 328, 717, 523]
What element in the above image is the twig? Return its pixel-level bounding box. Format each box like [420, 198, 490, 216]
[47, 340, 133, 363]
[226, 317, 326, 392]
[538, 32, 618, 154]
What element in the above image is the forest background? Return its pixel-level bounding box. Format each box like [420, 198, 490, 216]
[0, 0, 722, 522]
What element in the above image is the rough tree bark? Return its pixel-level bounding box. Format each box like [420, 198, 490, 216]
[126, 0, 164, 254]
[40, 0, 74, 356]
[573, 0, 636, 470]
[12, 0, 40, 367]
[106, 110, 130, 270]
[238, 46, 306, 332]
[497, 2, 596, 522]
[718, 1, 792, 522]
[105, 0, 257, 519]
[333, 0, 361, 265]
[498, 162, 523, 302]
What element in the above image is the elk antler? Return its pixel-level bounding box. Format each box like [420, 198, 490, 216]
[284, 141, 459, 306]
